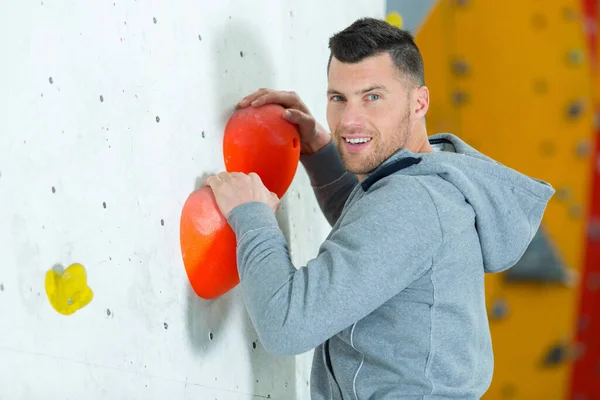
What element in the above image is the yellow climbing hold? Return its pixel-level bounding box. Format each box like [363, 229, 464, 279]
[386, 11, 404, 29]
[45, 263, 93, 315]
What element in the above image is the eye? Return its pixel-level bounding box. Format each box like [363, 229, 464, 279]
[330, 95, 345, 102]
[366, 93, 381, 101]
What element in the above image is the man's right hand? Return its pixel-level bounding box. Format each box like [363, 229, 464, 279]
[236, 89, 331, 156]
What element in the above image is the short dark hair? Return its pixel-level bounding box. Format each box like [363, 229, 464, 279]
[328, 17, 425, 87]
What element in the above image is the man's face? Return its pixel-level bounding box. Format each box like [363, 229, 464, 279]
[326, 53, 415, 177]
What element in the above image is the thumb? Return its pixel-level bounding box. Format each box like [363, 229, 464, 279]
[284, 109, 315, 130]
[269, 191, 281, 212]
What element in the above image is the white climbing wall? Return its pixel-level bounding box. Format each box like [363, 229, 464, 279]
[0, 1, 385, 398]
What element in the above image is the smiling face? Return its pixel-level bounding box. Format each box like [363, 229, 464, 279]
[326, 52, 427, 179]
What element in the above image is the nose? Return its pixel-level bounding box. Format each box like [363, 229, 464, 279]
[340, 103, 366, 131]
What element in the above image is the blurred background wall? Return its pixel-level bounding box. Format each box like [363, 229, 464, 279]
[385, 0, 600, 399]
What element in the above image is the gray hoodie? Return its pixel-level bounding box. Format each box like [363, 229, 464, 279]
[227, 133, 555, 399]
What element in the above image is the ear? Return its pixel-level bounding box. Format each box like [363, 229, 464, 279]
[413, 86, 429, 119]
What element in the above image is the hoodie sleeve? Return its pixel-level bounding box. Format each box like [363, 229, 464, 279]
[299, 140, 358, 226]
[227, 175, 443, 356]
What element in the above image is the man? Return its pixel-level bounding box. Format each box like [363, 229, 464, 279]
[206, 18, 554, 399]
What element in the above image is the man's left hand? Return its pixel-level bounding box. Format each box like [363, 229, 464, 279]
[205, 172, 280, 218]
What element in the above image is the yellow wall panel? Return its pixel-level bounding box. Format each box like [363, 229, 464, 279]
[416, 1, 596, 398]
[414, 1, 462, 136]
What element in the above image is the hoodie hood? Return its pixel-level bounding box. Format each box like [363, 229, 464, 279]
[379, 133, 556, 273]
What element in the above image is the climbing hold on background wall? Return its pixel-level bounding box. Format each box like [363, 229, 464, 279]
[490, 298, 509, 320]
[562, 7, 578, 21]
[451, 59, 471, 76]
[588, 220, 600, 242]
[451, 90, 469, 106]
[567, 100, 585, 119]
[223, 104, 300, 198]
[45, 263, 93, 315]
[501, 384, 517, 398]
[569, 204, 584, 219]
[542, 341, 572, 366]
[505, 226, 570, 284]
[539, 140, 556, 157]
[568, 48, 585, 65]
[385, 11, 404, 28]
[575, 140, 591, 158]
[556, 186, 572, 201]
[533, 79, 549, 94]
[531, 12, 548, 29]
[180, 187, 238, 299]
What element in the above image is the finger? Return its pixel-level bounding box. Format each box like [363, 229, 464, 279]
[269, 192, 281, 212]
[237, 88, 270, 108]
[226, 172, 247, 183]
[248, 172, 268, 190]
[284, 108, 315, 128]
[248, 172, 262, 183]
[250, 91, 306, 111]
[218, 171, 231, 181]
[204, 175, 222, 188]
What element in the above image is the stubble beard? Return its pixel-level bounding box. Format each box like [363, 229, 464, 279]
[335, 111, 412, 176]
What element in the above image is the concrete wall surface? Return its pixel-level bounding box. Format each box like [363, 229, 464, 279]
[0, 1, 384, 398]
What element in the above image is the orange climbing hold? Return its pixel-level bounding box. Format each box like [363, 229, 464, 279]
[180, 104, 301, 299]
[180, 187, 238, 299]
[223, 104, 301, 198]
